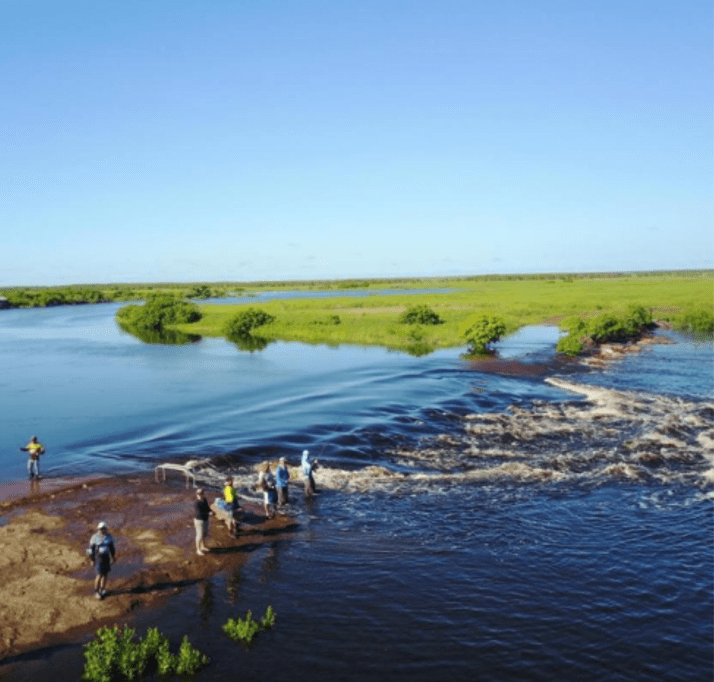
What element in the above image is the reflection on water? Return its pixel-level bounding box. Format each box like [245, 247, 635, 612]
[118, 323, 202, 345]
[226, 333, 273, 352]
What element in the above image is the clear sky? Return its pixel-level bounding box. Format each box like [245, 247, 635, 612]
[2, 0, 711, 286]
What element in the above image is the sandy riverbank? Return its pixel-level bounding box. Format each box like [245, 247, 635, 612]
[0, 475, 297, 661]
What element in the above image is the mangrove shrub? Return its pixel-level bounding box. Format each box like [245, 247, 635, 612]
[116, 294, 202, 332]
[677, 308, 714, 333]
[462, 314, 507, 355]
[223, 307, 275, 338]
[82, 625, 208, 681]
[222, 606, 276, 645]
[399, 304, 443, 325]
[556, 305, 655, 356]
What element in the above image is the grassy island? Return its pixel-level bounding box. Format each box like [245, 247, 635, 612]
[4, 271, 710, 355]
[167, 271, 713, 355]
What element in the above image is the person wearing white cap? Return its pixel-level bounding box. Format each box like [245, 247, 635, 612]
[87, 521, 116, 600]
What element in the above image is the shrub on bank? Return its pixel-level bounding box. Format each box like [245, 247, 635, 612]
[556, 304, 655, 356]
[399, 304, 443, 325]
[223, 307, 275, 338]
[677, 308, 714, 334]
[116, 294, 202, 332]
[462, 314, 507, 355]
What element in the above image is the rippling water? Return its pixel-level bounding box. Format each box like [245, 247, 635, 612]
[0, 302, 711, 681]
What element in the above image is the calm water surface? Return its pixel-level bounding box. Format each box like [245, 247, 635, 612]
[0, 302, 711, 681]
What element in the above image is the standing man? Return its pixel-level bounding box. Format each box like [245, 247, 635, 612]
[257, 463, 277, 519]
[20, 436, 45, 480]
[194, 488, 213, 555]
[87, 522, 116, 600]
[223, 478, 240, 537]
[275, 457, 290, 507]
[301, 449, 318, 498]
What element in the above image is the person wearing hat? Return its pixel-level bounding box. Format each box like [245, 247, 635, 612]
[301, 449, 318, 497]
[194, 488, 213, 555]
[275, 457, 290, 506]
[223, 477, 241, 537]
[20, 435, 45, 480]
[87, 522, 116, 600]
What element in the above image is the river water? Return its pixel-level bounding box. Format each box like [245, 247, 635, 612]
[0, 301, 712, 681]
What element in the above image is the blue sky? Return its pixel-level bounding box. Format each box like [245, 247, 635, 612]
[2, 0, 711, 286]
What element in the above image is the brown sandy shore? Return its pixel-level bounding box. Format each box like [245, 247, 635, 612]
[0, 475, 297, 662]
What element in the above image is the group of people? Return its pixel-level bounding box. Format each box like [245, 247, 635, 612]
[22, 435, 321, 599]
[193, 449, 319, 556]
[256, 449, 318, 518]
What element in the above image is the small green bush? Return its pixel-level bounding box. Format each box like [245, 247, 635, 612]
[586, 313, 630, 343]
[82, 624, 208, 681]
[399, 305, 443, 325]
[222, 611, 261, 644]
[556, 334, 584, 357]
[174, 636, 210, 676]
[677, 308, 714, 333]
[260, 605, 276, 629]
[186, 284, 213, 299]
[562, 315, 588, 336]
[223, 308, 276, 338]
[222, 606, 276, 645]
[625, 304, 653, 329]
[462, 314, 507, 355]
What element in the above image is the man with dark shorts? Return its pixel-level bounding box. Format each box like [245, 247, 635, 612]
[87, 522, 116, 600]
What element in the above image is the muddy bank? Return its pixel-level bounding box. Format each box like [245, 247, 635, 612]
[0, 476, 297, 661]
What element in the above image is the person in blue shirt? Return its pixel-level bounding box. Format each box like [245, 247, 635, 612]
[301, 449, 318, 498]
[87, 522, 116, 600]
[275, 457, 290, 506]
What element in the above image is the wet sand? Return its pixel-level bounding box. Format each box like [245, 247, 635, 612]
[0, 475, 296, 661]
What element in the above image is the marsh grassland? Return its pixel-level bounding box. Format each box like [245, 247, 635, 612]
[175, 272, 713, 353]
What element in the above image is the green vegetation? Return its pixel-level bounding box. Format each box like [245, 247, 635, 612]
[1, 287, 111, 307]
[222, 606, 276, 645]
[461, 314, 507, 355]
[3, 271, 711, 355]
[556, 305, 655, 356]
[82, 625, 208, 681]
[222, 307, 276, 352]
[223, 307, 275, 338]
[116, 295, 202, 344]
[170, 272, 710, 355]
[0, 282, 237, 308]
[399, 304, 443, 325]
[116, 294, 202, 331]
[676, 308, 714, 333]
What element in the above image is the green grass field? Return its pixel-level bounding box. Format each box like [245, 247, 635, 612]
[173, 271, 713, 354]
